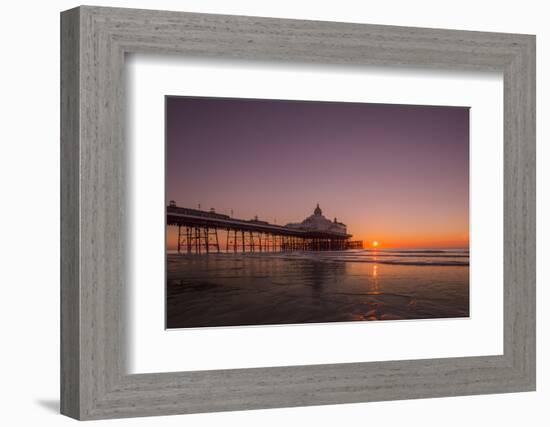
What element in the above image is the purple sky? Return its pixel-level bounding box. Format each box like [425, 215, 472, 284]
[166, 96, 469, 248]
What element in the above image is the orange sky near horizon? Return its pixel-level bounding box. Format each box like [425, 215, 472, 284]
[166, 212, 469, 250]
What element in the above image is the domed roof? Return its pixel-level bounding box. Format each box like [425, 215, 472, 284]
[314, 203, 322, 216]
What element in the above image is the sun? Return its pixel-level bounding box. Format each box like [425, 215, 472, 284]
[372, 241, 379, 248]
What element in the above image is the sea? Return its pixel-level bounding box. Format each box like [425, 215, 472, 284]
[166, 249, 469, 329]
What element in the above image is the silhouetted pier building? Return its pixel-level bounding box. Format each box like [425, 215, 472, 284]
[167, 202, 363, 254]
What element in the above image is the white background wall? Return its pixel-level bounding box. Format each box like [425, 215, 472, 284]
[0, 0, 547, 425]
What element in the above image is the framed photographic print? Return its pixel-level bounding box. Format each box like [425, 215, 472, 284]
[61, 6, 536, 420]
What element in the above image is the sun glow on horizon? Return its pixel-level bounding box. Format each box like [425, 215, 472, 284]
[372, 241, 379, 248]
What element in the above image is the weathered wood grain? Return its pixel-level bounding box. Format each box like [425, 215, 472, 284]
[60, 5, 536, 420]
[60, 7, 80, 419]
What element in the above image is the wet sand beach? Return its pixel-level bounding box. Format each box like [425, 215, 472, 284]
[166, 249, 469, 329]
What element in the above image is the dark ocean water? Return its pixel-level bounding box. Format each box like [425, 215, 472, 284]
[166, 249, 469, 329]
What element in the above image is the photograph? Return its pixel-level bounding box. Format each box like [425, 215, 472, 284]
[165, 96, 470, 329]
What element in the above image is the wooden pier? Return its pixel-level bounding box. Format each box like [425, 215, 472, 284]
[167, 205, 362, 254]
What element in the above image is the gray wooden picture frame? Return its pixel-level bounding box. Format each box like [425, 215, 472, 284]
[60, 5, 536, 420]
